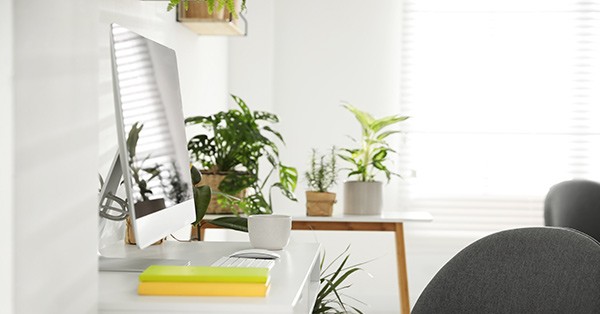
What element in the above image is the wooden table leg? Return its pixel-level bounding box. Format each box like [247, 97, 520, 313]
[395, 223, 411, 314]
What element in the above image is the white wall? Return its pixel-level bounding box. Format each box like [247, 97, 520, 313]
[0, 0, 14, 312]
[228, 1, 415, 312]
[228, 0, 275, 112]
[9, 0, 99, 313]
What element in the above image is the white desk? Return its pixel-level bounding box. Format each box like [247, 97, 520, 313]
[99, 241, 321, 313]
[204, 211, 433, 314]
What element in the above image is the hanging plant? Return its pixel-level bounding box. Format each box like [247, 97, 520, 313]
[167, 0, 247, 19]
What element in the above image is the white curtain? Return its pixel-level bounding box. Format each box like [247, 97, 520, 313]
[400, 0, 600, 237]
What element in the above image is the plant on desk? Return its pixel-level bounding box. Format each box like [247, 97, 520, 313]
[186, 94, 298, 216]
[189, 165, 248, 241]
[338, 103, 409, 215]
[305, 147, 339, 216]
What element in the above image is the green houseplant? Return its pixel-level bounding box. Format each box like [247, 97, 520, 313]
[338, 103, 409, 215]
[186, 94, 298, 215]
[305, 147, 338, 216]
[189, 165, 248, 241]
[167, 0, 246, 17]
[172, 0, 247, 36]
[313, 246, 371, 314]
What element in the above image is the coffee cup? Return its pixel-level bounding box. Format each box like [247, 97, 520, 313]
[248, 214, 292, 250]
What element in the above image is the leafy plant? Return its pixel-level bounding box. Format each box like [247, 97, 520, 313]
[189, 165, 248, 240]
[338, 103, 409, 182]
[126, 122, 162, 202]
[167, 0, 247, 19]
[313, 246, 371, 314]
[305, 147, 338, 193]
[186, 94, 298, 215]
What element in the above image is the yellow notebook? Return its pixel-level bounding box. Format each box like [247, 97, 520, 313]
[138, 281, 270, 297]
[139, 265, 269, 283]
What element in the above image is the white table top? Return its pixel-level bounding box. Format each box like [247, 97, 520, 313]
[99, 241, 321, 314]
[205, 211, 433, 224]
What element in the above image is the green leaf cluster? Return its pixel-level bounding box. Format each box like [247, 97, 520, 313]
[189, 165, 248, 240]
[338, 103, 409, 182]
[305, 147, 338, 193]
[126, 122, 162, 202]
[186, 94, 298, 215]
[313, 246, 371, 314]
[167, 0, 247, 19]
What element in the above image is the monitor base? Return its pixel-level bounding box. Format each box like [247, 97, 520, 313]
[98, 256, 191, 272]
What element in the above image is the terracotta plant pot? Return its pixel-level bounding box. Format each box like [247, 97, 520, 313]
[306, 191, 336, 216]
[343, 181, 383, 215]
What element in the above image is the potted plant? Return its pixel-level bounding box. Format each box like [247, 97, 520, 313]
[189, 164, 249, 240]
[305, 147, 338, 216]
[313, 245, 371, 314]
[186, 94, 298, 215]
[168, 0, 247, 36]
[338, 103, 409, 215]
[167, 0, 245, 16]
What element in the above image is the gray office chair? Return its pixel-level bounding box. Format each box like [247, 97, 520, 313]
[412, 227, 600, 314]
[544, 179, 600, 243]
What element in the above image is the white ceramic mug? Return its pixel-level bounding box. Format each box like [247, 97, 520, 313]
[248, 214, 292, 250]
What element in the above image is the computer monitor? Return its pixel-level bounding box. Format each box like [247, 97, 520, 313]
[102, 23, 195, 250]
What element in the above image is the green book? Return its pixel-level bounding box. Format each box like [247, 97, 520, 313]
[139, 265, 270, 284]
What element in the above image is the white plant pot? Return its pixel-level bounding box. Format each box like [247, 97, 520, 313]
[343, 181, 383, 215]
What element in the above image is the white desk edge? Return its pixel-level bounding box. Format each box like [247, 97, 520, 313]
[98, 241, 321, 314]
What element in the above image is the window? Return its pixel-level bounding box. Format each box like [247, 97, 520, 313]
[400, 0, 600, 236]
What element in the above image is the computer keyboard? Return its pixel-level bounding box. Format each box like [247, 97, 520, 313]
[211, 256, 276, 270]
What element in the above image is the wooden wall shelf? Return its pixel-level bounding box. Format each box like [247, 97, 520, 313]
[177, 1, 245, 36]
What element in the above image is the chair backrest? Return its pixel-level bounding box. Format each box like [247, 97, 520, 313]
[412, 227, 600, 314]
[544, 179, 600, 242]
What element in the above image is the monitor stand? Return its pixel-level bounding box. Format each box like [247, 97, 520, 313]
[98, 255, 191, 272]
[97, 153, 191, 272]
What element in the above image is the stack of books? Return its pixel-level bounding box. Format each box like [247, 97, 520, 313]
[138, 265, 271, 297]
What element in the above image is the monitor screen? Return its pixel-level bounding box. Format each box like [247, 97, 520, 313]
[109, 23, 195, 249]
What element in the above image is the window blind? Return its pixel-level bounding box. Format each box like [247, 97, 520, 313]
[399, 0, 600, 235]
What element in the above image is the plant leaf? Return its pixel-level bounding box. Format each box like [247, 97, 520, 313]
[208, 216, 248, 232]
[372, 149, 387, 162]
[376, 130, 401, 141]
[271, 182, 298, 201]
[126, 122, 143, 159]
[342, 103, 374, 135]
[184, 115, 211, 126]
[279, 164, 298, 191]
[262, 125, 284, 143]
[193, 185, 211, 224]
[190, 164, 202, 185]
[371, 115, 409, 133]
[254, 111, 279, 123]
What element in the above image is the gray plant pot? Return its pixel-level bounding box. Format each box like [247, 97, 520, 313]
[343, 181, 383, 215]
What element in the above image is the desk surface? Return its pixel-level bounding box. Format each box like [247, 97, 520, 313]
[99, 241, 321, 314]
